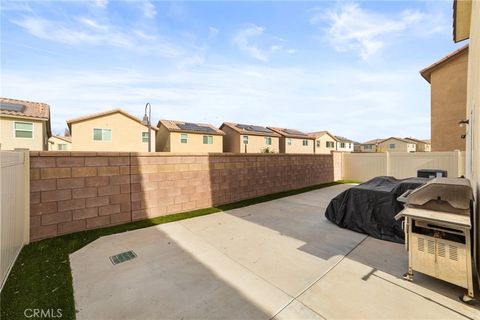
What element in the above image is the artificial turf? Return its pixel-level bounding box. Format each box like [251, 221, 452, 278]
[0, 180, 357, 320]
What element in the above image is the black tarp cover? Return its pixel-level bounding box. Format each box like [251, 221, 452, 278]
[325, 176, 427, 243]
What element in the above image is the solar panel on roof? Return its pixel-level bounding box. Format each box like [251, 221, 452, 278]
[235, 124, 271, 133]
[0, 102, 25, 112]
[283, 129, 307, 136]
[177, 122, 216, 133]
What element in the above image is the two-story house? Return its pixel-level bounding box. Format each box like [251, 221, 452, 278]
[378, 137, 417, 153]
[267, 127, 314, 154]
[335, 136, 354, 152]
[220, 122, 280, 153]
[67, 109, 157, 152]
[156, 120, 224, 152]
[0, 97, 51, 150]
[309, 131, 337, 154]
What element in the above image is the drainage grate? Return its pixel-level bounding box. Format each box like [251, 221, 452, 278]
[109, 250, 137, 265]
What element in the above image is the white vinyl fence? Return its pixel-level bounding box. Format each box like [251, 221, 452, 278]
[342, 151, 465, 182]
[0, 151, 30, 291]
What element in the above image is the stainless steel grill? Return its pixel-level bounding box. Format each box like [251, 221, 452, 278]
[395, 177, 475, 302]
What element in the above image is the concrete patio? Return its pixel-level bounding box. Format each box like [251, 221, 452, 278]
[70, 184, 480, 319]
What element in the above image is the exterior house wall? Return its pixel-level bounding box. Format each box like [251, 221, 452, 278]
[314, 135, 337, 154]
[0, 117, 47, 151]
[359, 144, 377, 152]
[29, 152, 334, 241]
[378, 139, 416, 153]
[282, 138, 314, 154]
[70, 113, 155, 152]
[430, 50, 468, 151]
[48, 137, 72, 151]
[336, 141, 354, 152]
[168, 132, 223, 153]
[222, 126, 279, 153]
[156, 126, 171, 152]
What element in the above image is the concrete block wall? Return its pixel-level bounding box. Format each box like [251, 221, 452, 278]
[30, 152, 334, 241]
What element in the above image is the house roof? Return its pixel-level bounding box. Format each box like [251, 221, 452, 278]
[379, 137, 413, 144]
[158, 120, 225, 135]
[220, 122, 281, 137]
[308, 130, 336, 140]
[362, 139, 383, 145]
[334, 135, 353, 143]
[0, 97, 50, 120]
[50, 136, 72, 143]
[67, 109, 158, 131]
[420, 44, 468, 83]
[0, 97, 52, 137]
[404, 137, 431, 145]
[267, 127, 314, 139]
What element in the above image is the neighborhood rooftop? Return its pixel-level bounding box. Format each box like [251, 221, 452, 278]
[158, 120, 225, 135]
[0, 97, 50, 120]
[220, 122, 281, 137]
[267, 127, 314, 139]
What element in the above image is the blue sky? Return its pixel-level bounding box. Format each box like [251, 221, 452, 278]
[0, 1, 466, 142]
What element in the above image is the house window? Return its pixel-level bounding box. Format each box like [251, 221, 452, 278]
[180, 133, 188, 143]
[142, 132, 149, 143]
[326, 141, 334, 148]
[389, 144, 396, 149]
[203, 135, 213, 144]
[340, 142, 345, 148]
[365, 145, 372, 150]
[316, 140, 320, 147]
[288, 138, 292, 146]
[93, 128, 112, 141]
[302, 139, 309, 146]
[243, 136, 249, 144]
[348, 143, 352, 148]
[14, 122, 33, 138]
[265, 137, 272, 145]
[57, 144, 67, 151]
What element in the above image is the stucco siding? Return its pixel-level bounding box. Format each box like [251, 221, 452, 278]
[430, 50, 468, 151]
[0, 117, 47, 151]
[314, 135, 337, 154]
[70, 113, 155, 152]
[169, 132, 223, 153]
[282, 138, 314, 154]
[378, 139, 416, 153]
[48, 137, 72, 151]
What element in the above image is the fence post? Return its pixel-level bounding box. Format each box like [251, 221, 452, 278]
[385, 151, 391, 176]
[22, 150, 30, 244]
[454, 150, 461, 177]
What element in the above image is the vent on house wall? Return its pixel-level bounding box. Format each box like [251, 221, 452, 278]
[109, 250, 137, 265]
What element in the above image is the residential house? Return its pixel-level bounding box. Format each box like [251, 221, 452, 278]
[220, 122, 280, 153]
[452, 0, 479, 277]
[404, 137, 431, 152]
[267, 127, 314, 154]
[420, 45, 468, 151]
[309, 131, 337, 154]
[358, 139, 383, 153]
[335, 136, 354, 152]
[156, 120, 224, 152]
[48, 136, 72, 151]
[67, 109, 157, 152]
[378, 137, 416, 153]
[0, 97, 51, 150]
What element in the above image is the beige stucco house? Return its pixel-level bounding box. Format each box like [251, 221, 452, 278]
[67, 109, 157, 152]
[358, 139, 383, 153]
[378, 137, 416, 153]
[267, 127, 314, 154]
[404, 137, 431, 152]
[156, 120, 224, 153]
[421, 45, 468, 151]
[309, 131, 337, 154]
[220, 123, 280, 153]
[335, 136, 354, 152]
[0, 97, 51, 151]
[48, 136, 72, 151]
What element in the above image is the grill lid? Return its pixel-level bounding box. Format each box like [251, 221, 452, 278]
[406, 177, 473, 211]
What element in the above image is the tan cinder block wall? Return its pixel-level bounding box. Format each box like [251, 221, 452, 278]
[1, 117, 47, 151]
[29, 152, 334, 241]
[71, 113, 156, 152]
[430, 50, 468, 151]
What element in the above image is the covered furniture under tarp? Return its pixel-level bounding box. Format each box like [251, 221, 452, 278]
[325, 176, 427, 243]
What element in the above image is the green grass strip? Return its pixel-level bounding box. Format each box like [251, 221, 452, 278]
[0, 180, 357, 320]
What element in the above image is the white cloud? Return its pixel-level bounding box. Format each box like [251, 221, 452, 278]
[312, 3, 448, 61]
[0, 63, 430, 141]
[93, 0, 108, 9]
[142, 1, 157, 19]
[233, 24, 295, 62]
